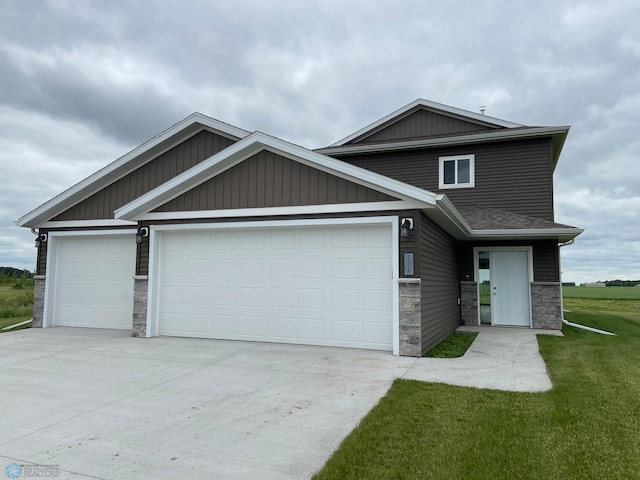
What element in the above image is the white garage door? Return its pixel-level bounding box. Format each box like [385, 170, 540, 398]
[52, 235, 135, 329]
[157, 224, 393, 350]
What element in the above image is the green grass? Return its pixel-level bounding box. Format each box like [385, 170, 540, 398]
[0, 284, 33, 332]
[563, 285, 640, 300]
[424, 332, 478, 358]
[314, 300, 640, 479]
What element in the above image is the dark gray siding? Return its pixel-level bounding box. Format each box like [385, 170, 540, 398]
[36, 231, 48, 275]
[459, 240, 560, 282]
[420, 212, 460, 353]
[336, 138, 555, 220]
[153, 150, 397, 212]
[53, 130, 236, 221]
[351, 108, 497, 144]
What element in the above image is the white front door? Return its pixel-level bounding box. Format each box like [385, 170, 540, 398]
[491, 250, 531, 326]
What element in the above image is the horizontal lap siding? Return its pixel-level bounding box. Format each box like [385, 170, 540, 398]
[153, 150, 396, 212]
[352, 109, 496, 144]
[420, 213, 460, 353]
[337, 138, 554, 220]
[53, 131, 236, 221]
[458, 240, 560, 282]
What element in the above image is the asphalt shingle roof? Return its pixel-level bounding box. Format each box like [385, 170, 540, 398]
[457, 206, 579, 231]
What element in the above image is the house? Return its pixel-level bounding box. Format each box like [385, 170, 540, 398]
[17, 99, 583, 356]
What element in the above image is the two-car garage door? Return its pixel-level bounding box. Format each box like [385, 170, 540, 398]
[156, 224, 394, 351]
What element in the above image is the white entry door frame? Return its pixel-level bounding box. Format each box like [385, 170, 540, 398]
[474, 247, 533, 327]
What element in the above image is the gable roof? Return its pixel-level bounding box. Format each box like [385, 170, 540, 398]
[114, 131, 441, 221]
[16, 113, 250, 228]
[329, 98, 524, 147]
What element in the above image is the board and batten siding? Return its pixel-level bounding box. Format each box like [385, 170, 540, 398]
[53, 130, 236, 221]
[458, 240, 560, 283]
[350, 108, 498, 144]
[420, 212, 460, 353]
[336, 137, 555, 220]
[153, 150, 397, 212]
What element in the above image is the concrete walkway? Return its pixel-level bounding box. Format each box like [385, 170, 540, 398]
[0, 326, 558, 479]
[403, 325, 562, 392]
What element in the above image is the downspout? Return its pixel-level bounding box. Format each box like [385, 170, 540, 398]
[559, 239, 616, 336]
[31, 228, 39, 275]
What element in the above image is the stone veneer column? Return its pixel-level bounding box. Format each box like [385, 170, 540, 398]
[132, 276, 149, 337]
[399, 279, 421, 356]
[460, 281, 478, 326]
[32, 275, 46, 328]
[531, 282, 563, 329]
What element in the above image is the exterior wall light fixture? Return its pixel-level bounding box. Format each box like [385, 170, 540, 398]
[400, 218, 414, 238]
[136, 227, 149, 245]
[34, 233, 47, 248]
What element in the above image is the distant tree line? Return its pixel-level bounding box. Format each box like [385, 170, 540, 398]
[0, 267, 33, 279]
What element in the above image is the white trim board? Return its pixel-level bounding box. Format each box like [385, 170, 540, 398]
[135, 201, 429, 221]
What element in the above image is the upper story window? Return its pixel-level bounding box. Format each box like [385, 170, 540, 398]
[439, 154, 475, 189]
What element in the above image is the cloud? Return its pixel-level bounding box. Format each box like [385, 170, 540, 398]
[0, 0, 638, 285]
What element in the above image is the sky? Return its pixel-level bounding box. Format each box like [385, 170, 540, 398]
[1, 0, 638, 284]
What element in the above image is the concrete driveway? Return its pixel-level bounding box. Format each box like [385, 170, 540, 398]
[0, 328, 415, 480]
[0, 326, 559, 479]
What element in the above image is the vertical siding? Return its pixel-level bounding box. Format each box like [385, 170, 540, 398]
[458, 240, 560, 282]
[337, 138, 555, 220]
[352, 108, 496, 144]
[420, 213, 460, 353]
[153, 150, 396, 212]
[53, 130, 236, 220]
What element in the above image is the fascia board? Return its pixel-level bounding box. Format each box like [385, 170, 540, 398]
[318, 126, 570, 156]
[470, 228, 584, 241]
[329, 98, 523, 147]
[433, 195, 473, 236]
[115, 132, 439, 220]
[16, 113, 250, 228]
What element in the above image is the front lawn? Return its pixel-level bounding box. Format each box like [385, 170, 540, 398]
[314, 305, 640, 479]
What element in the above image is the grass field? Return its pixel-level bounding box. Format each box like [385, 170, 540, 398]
[0, 283, 34, 332]
[314, 297, 640, 479]
[562, 285, 640, 299]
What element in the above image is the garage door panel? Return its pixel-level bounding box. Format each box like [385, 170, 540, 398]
[157, 225, 393, 350]
[52, 234, 135, 330]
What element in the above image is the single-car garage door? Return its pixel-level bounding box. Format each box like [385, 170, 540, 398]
[52, 234, 135, 329]
[157, 224, 393, 350]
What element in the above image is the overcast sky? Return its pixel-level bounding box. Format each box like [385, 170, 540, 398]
[1, 0, 638, 283]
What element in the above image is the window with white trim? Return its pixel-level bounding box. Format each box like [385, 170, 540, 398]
[439, 154, 475, 189]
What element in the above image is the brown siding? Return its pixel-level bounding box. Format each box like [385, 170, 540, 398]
[336, 138, 555, 220]
[153, 150, 397, 212]
[351, 108, 497, 144]
[459, 240, 560, 282]
[53, 130, 236, 220]
[420, 213, 460, 353]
